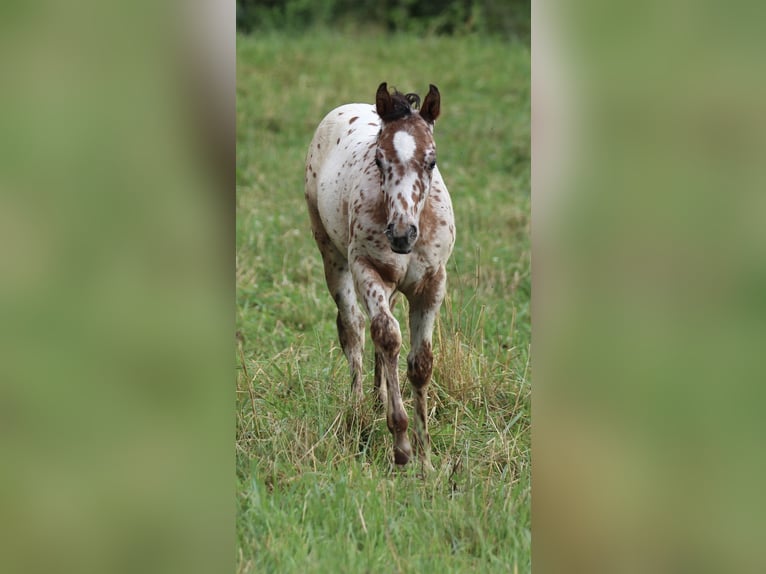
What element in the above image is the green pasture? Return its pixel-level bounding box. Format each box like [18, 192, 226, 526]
[236, 30, 530, 572]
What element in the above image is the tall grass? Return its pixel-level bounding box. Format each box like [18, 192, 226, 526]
[237, 29, 530, 572]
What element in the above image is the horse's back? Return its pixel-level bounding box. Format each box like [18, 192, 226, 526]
[307, 103, 378, 171]
[306, 103, 380, 254]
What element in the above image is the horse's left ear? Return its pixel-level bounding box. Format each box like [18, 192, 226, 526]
[420, 84, 440, 124]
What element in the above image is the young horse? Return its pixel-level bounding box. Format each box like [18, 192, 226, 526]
[305, 82, 455, 468]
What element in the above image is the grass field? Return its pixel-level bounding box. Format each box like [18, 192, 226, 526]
[236, 29, 530, 572]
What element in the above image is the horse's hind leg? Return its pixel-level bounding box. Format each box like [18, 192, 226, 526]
[307, 214, 365, 401]
[331, 265, 366, 401]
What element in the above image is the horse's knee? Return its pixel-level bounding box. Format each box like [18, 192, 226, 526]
[407, 342, 433, 388]
[370, 314, 401, 355]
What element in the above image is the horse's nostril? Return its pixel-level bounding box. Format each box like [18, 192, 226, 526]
[409, 225, 418, 240]
[385, 223, 395, 236]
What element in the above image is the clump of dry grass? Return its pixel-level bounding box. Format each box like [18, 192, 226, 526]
[428, 274, 530, 488]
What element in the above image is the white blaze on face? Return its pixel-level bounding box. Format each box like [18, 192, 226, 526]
[393, 130, 416, 164]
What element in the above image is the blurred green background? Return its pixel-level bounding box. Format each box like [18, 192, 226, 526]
[534, 1, 766, 572]
[237, 0, 530, 40]
[0, 1, 233, 573]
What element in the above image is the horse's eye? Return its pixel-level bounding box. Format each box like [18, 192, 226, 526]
[375, 157, 383, 170]
[427, 159, 436, 171]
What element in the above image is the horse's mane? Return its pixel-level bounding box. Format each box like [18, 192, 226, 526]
[379, 89, 422, 122]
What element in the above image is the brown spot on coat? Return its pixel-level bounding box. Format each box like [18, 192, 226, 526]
[407, 342, 433, 388]
[411, 266, 445, 309]
[370, 314, 401, 354]
[376, 260, 400, 285]
[364, 199, 387, 226]
[417, 197, 439, 241]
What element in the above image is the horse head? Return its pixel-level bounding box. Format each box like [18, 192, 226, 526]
[374, 82, 441, 254]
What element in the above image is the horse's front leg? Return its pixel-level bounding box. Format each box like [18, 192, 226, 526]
[373, 293, 398, 409]
[352, 259, 412, 466]
[406, 266, 447, 472]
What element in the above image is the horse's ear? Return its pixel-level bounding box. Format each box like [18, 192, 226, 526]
[376, 82, 392, 120]
[420, 84, 441, 124]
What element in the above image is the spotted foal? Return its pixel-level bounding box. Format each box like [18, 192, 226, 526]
[305, 82, 455, 468]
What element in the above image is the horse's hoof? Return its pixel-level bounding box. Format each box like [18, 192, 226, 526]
[393, 431, 412, 466]
[394, 447, 410, 466]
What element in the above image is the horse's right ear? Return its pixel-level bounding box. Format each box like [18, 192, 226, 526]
[376, 82, 392, 120]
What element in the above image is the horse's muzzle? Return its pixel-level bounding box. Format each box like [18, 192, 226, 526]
[385, 223, 418, 254]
